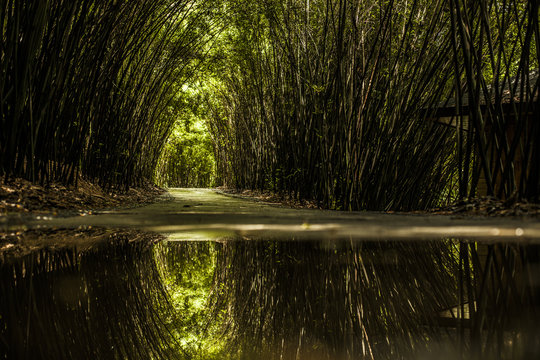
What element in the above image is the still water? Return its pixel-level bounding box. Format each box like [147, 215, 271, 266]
[1, 236, 539, 359]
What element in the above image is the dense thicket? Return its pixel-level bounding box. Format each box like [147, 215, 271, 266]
[2, 0, 538, 210]
[1, 0, 220, 188]
[207, 0, 538, 210]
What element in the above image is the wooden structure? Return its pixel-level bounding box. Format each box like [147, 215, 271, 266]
[429, 71, 539, 198]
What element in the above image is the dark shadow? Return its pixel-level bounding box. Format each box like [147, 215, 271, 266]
[0, 232, 181, 360]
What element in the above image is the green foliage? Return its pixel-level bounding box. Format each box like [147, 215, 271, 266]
[156, 124, 215, 188]
[155, 242, 228, 359]
[2, 0, 537, 205]
[155, 85, 216, 188]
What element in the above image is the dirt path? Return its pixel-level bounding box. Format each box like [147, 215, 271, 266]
[3, 188, 540, 242]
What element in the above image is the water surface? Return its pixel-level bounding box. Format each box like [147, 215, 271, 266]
[2, 235, 539, 359]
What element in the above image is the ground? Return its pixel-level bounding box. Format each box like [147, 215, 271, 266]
[0, 177, 166, 261]
[0, 177, 165, 214]
[2, 177, 540, 217]
[428, 197, 540, 217]
[3, 184, 540, 260]
[221, 188, 540, 218]
[4, 188, 540, 241]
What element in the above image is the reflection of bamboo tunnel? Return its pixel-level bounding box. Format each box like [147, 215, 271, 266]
[210, 240, 460, 359]
[475, 245, 525, 322]
[436, 302, 473, 327]
[0, 236, 178, 360]
[433, 243, 528, 328]
[441, 243, 540, 356]
[213, 239, 540, 358]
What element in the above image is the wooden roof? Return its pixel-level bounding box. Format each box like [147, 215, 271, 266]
[431, 71, 539, 118]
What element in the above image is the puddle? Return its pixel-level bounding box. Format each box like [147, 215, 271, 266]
[2, 235, 539, 359]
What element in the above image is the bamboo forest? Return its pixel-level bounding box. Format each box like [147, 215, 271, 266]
[1, 0, 539, 359]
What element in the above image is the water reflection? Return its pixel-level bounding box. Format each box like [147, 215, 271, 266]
[163, 239, 540, 360]
[2, 237, 539, 359]
[0, 234, 180, 360]
[211, 241, 457, 359]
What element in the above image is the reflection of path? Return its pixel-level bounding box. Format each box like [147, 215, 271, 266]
[3, 188, 540, 241]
